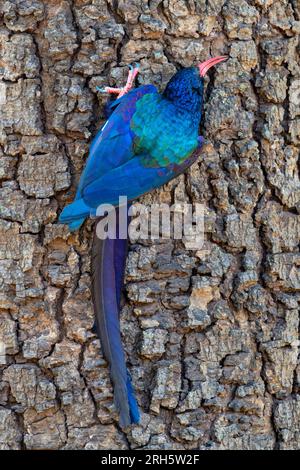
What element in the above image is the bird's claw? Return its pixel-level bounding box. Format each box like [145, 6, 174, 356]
[130, 62, 140, 70]
[96, 63, 140, 99]
[96, 86, 107, 93]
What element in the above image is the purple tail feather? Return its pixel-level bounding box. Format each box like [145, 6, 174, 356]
[91, 208, 139, 427]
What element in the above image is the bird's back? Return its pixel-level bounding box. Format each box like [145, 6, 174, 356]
[131, 93, 200, 168]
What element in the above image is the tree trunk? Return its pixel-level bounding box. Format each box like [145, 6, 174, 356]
[0, 0, 299, 450]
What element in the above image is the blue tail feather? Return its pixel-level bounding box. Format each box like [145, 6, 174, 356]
[91, 211, 140, 427]
[126, 372, 140, 424]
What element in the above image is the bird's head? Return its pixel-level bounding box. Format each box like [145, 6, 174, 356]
[163, 56, 227, 113]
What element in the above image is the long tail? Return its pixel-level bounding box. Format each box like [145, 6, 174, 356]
[91, 209, 139, 427]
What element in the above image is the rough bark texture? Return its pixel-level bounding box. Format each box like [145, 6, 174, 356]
[0, 0, 300, 450]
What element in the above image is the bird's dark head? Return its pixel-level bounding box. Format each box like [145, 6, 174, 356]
[163, 56, 227, 114]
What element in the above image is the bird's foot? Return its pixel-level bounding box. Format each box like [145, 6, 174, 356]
[96, 63, 140, 99]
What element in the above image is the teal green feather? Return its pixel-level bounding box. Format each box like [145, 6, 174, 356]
[131, 93, 199, 168]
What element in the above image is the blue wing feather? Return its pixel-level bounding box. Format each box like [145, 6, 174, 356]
[59, 151, 202, 224]
[83, 157, 179, 207]
[59, 85, 157, 229]
[78, 85, 157, 195]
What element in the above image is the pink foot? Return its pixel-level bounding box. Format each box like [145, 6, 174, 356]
[96, 63, 140, 99]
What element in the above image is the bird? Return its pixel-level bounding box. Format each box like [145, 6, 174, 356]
[59, 56, 227, 427]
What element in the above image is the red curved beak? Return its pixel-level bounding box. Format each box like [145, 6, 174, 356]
[198, 56, 228, 77]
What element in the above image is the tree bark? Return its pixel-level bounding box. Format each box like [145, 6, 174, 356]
[0, 0, 299, 450]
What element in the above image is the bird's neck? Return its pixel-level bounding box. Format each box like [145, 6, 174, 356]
[165, 98, 202, 129]
[162, 97, 202, 127]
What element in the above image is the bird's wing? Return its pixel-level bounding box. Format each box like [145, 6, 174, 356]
[83, 150, 201, 208]
[81, 93, 200, 208]
[59, 85, 157, 227]
[58, 145, 202, 225]
[78, 85, 157, 194]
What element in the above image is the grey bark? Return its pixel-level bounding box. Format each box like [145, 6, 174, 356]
[0, 0, 300, 450]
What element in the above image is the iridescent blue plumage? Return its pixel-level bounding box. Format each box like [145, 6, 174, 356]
[59, 66, 206, 428]
[59, 68, 204, 225]
[62, 84, 156, 230]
